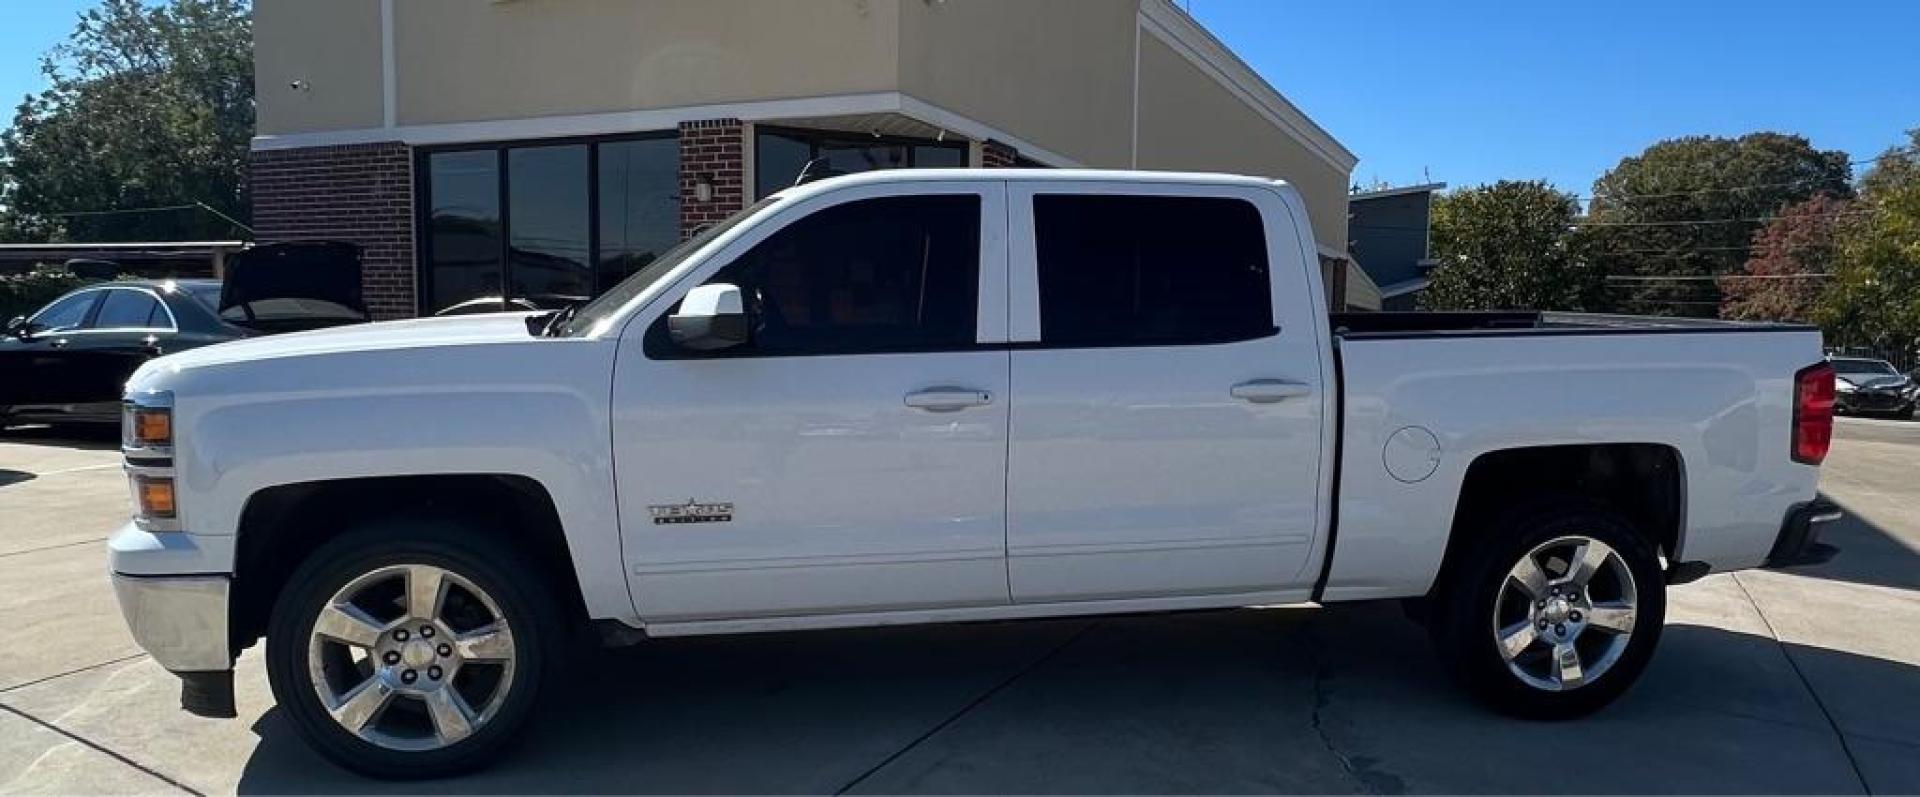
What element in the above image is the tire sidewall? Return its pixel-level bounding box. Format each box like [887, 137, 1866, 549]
[1437, 501, 1667, 718]
[265, 522, 557, 779]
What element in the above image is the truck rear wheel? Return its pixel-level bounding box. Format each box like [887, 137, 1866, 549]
[1431, 500, 1665, 718]
[265, 521, 560, 779]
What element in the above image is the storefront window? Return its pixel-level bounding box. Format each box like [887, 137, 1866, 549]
[596, 137, 681, 289]
[419, 133, 680, 315]
[753, 127, 969, 199]
[425, 150, 503, 313]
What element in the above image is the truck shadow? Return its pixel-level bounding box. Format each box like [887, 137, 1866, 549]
[231, 603, 1920, 794]
[1775, 494, 1920, 593]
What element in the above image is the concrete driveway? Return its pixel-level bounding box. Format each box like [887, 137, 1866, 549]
[1, 420, 1917, 794]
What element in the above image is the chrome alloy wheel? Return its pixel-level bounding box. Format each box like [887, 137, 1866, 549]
[307, 564, 517, 752]
[1491, 535, 1639, 692]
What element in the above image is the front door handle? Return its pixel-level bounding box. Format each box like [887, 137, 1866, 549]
[1231, 379, 1313, 403]
[49, 338, 70, 349]
[905, 386, 994, 412]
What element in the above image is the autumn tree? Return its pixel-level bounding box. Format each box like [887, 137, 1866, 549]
[0, 0, 253, 243]
[1421, 181, 1601, 311]
[1587, 133, 1853, 316]
[1816, 132, 1920, 353]
[1720, 194, 1850, 322]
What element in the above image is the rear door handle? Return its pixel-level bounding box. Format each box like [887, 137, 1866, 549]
[904, 386, 994, 412]
[1231, 379, 1313, 403]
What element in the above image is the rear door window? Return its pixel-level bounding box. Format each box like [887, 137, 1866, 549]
[91, 289, 166, 329]
[1032, 194, 1272, 347]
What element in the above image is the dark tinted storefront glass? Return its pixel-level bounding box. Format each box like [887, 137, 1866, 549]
[819, 141, 908, 176]
[507, 145, 592, 305]
[754, 128, 968, 199]
[597, 138, 680, 288]
[913, 146, 966, 168]
[426, 150, 502, 313]
[756, 132, 812, 200]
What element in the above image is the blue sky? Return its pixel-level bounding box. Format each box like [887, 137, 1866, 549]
[2, 0, 1916, 196]
[1184, 0, 1920, 194]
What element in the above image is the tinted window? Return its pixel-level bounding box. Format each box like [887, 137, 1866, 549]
[1033, 195, 1272, 347]
[28, 292, 98, 332]
[426, 150, 503, 313]
[755, 131, 812, 200]
[597, 138, 681, 289]
[508, 144, 592, 304]
[687, 195, 981, 355]
[92, 290, 164, 329]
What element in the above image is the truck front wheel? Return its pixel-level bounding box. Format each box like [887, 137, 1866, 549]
[264, 521, 561, 778]
[1432, 500, 1666, 718]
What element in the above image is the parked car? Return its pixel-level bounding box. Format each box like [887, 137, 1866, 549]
[1829, 357, 1914, 418]
[108, 170, 1837, 778]
[0, 242, 366, 427]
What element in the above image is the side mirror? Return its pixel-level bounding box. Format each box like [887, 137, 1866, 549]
[668, 283, 750, 351]
[4, 316, 26, 339]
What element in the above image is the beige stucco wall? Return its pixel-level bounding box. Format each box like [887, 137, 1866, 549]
[896, 0, 1135, 168]
[1134, 34, 1350, 253]
[252, 0, 1354, 255]
[254, 0, 384, 134]
[391, 0, 900, 126]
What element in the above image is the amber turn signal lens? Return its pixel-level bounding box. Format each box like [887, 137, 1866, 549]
[137, 477, 177, 518]
[132, 408, 172, 447]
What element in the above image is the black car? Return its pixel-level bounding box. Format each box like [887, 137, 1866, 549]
[1830, 357, 1915, 418]
[1, 242, 367, 427]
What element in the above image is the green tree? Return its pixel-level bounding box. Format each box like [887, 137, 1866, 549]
[1420, 180, 1601, 311]
[1816, 132, 1920, 353]
[1588, 133, 1853, 317]
[0, 0, 253, 243]
[1720, 194, 1850, 323]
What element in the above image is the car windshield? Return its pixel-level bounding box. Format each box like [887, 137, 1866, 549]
[1833, 359, 1899, 377]
[555, 197, 780, 337]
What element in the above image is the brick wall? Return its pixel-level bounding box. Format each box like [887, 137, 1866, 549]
[250, 142, 416, 319]
[678, 119, 746, 239]
[982, 139, 1018, 168]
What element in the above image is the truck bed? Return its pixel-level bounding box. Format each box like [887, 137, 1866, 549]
[1318, 313, 1824, 602]
[1330, 311, 1812, 339]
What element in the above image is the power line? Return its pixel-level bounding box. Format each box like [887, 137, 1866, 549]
[1605, 273, 1831, 282]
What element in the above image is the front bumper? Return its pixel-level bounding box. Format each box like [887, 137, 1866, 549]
[1765, 499, 1843, 568]
[109, 573, 230, 672]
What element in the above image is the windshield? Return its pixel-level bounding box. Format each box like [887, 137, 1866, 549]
[556, 197, 780, 337]
[1832, 359, 1899, 377]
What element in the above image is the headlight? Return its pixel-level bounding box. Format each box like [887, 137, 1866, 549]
[130, 407, 172, 448]
[122, 390, 174, 453]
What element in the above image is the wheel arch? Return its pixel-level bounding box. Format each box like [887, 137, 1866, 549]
[1430, 443, 1686, 598]
[228, 474, 589, 655]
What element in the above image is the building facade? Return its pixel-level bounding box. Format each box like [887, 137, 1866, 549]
[1348, 183, 1444, 310]
[252, 0, 1365, 318]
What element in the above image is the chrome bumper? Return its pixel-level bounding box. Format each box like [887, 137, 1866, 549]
[110, 573, 231, 672]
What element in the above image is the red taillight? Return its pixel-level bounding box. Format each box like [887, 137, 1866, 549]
[1793, 362, 1835, 465]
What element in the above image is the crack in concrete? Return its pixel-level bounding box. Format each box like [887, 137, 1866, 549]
[0, 702, 204, 796]
[1305, 617, 1405, 795]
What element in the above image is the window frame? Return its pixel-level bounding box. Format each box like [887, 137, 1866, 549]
[753, 124, 971, 200]
[415, 130, 680, 316]
[1008, 182, 1287, 349]
[633, 179, 1009, 360]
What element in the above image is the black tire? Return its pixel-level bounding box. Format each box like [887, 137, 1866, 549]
[265, 519, 562, 779]
[1430, 498, 1666, 719]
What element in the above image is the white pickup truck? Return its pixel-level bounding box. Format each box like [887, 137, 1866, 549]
[110, 170, 1840, 777]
